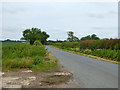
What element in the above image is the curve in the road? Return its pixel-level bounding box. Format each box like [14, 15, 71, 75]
[46, 46, 118, 88]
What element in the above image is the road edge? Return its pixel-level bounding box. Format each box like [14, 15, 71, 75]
[49, 46, 119, 64]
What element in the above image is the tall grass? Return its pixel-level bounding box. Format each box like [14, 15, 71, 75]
[79, 49, 119, 61]
[2, 42, 22, 48]
[2, 42, 57, 71]
[2, 43, 47, 59]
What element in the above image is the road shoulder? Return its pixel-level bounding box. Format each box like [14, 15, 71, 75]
[49, 46, 119, 64]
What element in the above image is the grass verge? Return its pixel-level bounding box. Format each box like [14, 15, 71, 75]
[33, 52, 58, 71]
[50, 45, 119, 64]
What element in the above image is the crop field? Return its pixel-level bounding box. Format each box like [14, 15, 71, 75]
[2, 42, 23, 48]
[47, 39, 120, 61]
[2, 42, 57, 71]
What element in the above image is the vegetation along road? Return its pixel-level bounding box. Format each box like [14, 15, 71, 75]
[46, 46, 118, 88]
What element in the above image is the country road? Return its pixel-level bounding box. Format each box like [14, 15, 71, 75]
[46, 46, 118, 88]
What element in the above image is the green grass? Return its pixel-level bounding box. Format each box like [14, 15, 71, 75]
[52, 45, 119, 61]
[33, 62, 57, 71]
[48, 39, 120, 61]
[2, 42, 57, 71]
[79, 49, 119, 61]
[2, 42, 22, 48]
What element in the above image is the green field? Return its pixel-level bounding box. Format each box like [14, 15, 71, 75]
[2, 42, 26, 48]
[2, 42, 57, 71]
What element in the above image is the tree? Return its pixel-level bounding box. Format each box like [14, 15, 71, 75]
[22, 28, 49, 45]
[20, 37, 25, 40]
[67, 31, 79, 42]
[67, 31, 74, 42]
[73, 36, 79, 42]
[91, 34, 99, 40]
[81, 35, 91, 41]
[91, 34, 96, 39]
[80, 34, 99, 41]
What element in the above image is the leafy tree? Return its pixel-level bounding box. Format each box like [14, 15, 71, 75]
[73, 36, 79, 42]
[91, 34, 99, 40]
[81, 35, 91, 41]
[67, 31, 79, 42]
[80, 34, 99, 41]
[20, 37, 25, 40]
[67, 31, 74, 42]
[22, 28, 49, 45]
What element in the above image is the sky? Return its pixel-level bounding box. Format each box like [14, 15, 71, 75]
[1, 2, 118, 40]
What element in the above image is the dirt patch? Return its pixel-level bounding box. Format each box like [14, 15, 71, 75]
[41, 72, 72, 85]
[2, 51, 80, 88]
[2, 65, 79, 88]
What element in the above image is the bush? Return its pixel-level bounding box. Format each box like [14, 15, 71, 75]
[54, 42, 79, 49]
[34, 40, 42, 46]
[54, 43, 62, 48]
[79, 39, 120, 50]
[79, 40, 95, 50]
[45, 42, 54, 45]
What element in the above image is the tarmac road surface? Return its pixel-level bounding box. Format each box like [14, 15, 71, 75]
[46, 46, 118, 88]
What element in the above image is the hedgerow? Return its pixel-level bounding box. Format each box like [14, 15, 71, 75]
[51, 39, 120, 61]
[80, 39, 120, 50]
[54, 42, 79, 49]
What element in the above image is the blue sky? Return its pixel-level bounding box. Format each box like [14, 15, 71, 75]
[2, 2, 118, 40]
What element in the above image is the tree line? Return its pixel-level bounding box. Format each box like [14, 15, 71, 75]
[67, 31, 99, 42]
[20, 28, 103, 45]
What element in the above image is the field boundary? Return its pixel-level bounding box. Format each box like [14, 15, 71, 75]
[49, 45, 119, 64]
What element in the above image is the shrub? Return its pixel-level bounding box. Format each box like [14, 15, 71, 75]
[54, 43, 62, 48]
[79, 39, 120, 50]
[79, 40, 95, 50]
[54, 42, 79, 49]
[45, 42, 54, 45]
[34, 40, 42, 46]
